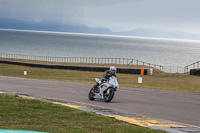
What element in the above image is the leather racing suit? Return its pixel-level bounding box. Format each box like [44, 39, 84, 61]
[94, 70, 116, 89]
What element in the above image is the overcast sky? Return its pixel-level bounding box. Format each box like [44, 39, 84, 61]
[0, 0, 200, 33]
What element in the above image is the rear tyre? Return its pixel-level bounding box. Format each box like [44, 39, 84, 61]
[104, 88, 115, 102]
[88, 88, 95, 100]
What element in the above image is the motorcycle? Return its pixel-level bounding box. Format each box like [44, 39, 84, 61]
[88, 76, 119, 102]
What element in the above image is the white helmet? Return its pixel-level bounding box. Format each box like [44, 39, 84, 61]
[110, 66, 117, 74]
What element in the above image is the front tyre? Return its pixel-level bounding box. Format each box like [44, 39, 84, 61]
[104, 88, 115, 102]
[88, 88, 95, 100]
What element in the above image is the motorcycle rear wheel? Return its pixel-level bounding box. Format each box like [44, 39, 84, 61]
[88, 88, 95, 100]
[104, 89, 115, 102]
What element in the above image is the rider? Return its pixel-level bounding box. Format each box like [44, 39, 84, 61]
[94, 66, 117, 89]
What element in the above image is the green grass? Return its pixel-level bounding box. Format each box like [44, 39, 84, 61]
[0, 61, 200, 93]
[0, 94, 166, 133]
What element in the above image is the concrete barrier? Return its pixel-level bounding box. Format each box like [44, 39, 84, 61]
[190, 69, 200, 76]
[0, 60, 153, 75]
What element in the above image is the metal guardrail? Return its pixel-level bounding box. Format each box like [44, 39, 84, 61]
[184, 61, 200, 73]
[163, 66, 186, 73]
[0, 53, 164, 71]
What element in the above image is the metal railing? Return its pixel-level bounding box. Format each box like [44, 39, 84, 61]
[0, 53, 164, 71]
[184, 61, 200, 73]
[163, 66, 185, 73]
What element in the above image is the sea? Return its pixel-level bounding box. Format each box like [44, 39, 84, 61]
[0, 29, 200, 73]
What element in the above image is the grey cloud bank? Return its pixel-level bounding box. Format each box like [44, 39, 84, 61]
[0, 0, 200, 39]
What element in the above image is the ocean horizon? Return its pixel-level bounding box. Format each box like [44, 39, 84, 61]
[1, 28, 200, 42]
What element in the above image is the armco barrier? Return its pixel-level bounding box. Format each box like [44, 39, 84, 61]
[190, 69, 200, 76]
[0, 60, 152, 75]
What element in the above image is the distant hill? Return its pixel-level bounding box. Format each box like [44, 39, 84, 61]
[0, 18, 112, 34]
[114, 28, 200, 40]
[0, 18, 200, 40]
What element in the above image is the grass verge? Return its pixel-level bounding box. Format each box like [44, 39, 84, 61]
[0, 59, 200, 93]
[0, 94, 166, 133]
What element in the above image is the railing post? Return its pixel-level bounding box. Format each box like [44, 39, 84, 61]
[83, 57, 85, 63]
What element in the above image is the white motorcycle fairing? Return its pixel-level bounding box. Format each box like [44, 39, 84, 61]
[93, 76, 119, 100]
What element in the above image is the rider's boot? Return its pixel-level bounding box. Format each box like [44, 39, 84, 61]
[93, 82, 99, 89]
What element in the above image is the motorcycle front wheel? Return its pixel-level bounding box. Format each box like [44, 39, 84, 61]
[88, 88, 95, 100]
[103, 88, 115, 102]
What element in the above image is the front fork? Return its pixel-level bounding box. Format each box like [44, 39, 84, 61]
[106, 89, 111, 95]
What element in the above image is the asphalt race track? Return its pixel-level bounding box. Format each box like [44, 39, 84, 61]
[0, 76, 199, 127]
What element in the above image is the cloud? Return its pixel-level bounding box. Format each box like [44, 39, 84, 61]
[81, 0, 200, 33]
[0, 0, 85, 24]
[0, 0, 200, 33]
[0, 0, 139, 21]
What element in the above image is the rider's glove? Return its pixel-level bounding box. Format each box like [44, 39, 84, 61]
[98, 80, 101, 84]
